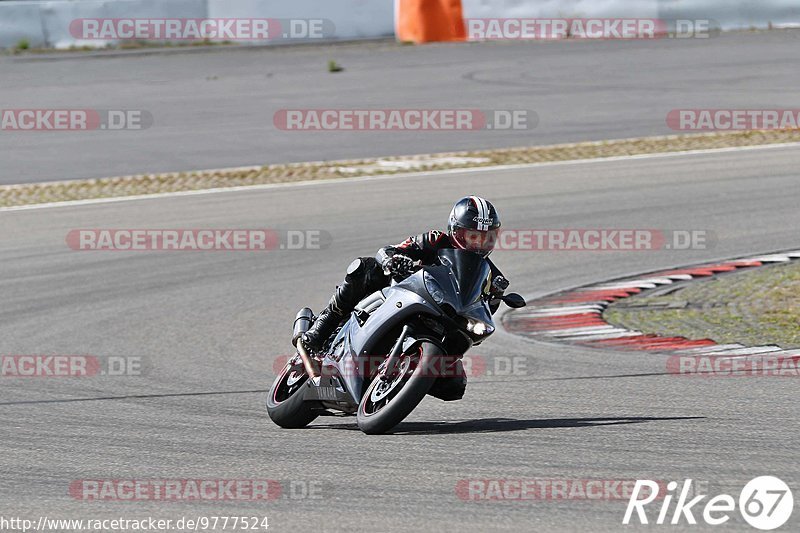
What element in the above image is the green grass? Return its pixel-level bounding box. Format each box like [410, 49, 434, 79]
[605, 261, 800, 348]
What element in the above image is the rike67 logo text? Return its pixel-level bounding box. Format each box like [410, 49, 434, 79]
[624, 477, 793, 530]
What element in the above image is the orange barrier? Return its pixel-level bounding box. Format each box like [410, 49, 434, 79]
[395, 0, 466, 43]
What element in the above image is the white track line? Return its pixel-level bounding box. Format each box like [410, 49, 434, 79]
[680, 349, 800, 360]
[547, 326, 621, 337]
[567, 331, 645, 341]
[3, 141, 800, 212]
[521, 308, 604, 317]
[748, 254, 791, 262]
[682, 346, 784, 357]
[525, 306, 605, 312]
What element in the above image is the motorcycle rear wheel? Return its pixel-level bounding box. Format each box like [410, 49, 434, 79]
[267, 358, 320, 428]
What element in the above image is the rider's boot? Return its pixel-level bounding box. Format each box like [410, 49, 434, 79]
[300, 258, 385, 353]
[300, 301, 344, 353]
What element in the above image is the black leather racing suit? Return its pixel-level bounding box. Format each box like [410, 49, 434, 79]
[376, 230, 506, 313]
[304, 230, 507, 350]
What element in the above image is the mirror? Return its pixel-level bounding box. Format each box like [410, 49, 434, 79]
[502, 293, 526, 308]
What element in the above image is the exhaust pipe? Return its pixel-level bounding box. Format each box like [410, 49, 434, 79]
[292, 307, 314, 345]
[296, 342, 319, 380]
[292, 307, 319, 379]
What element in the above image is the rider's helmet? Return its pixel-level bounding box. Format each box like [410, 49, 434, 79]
[447, 196, 501, 256]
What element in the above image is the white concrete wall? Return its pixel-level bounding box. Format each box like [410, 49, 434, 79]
[207, 0, 394, 43]
[657, 0, 800, 30]
[0, 0, 394, 49]
[1, 0, 798, 49]
[40, 0, 207, 49]
[462, 0, 659, 19]
[0, 2, 49, 48]
[461, 0, 800, 31]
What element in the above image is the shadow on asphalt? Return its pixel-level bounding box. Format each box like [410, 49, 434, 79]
[312, 416, 705, 434]
[0, 389, 269, 406]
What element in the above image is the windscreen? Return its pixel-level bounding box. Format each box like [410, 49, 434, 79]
[437, 248, 491, 308]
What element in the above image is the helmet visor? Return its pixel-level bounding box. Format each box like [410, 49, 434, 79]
[451, 227, 498, 256]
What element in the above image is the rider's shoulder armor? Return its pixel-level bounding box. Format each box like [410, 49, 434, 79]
[423, 230, 449, 249]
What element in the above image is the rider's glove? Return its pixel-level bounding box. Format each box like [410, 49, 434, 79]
[382, 254, 415, 279]
[490, 275, 510, 296]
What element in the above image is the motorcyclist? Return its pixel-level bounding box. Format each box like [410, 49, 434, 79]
[298, 196, 510, 353]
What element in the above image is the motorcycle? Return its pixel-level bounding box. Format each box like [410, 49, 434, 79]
[266, 248, 526, 434]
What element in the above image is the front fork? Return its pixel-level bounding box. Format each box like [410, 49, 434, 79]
[379, 324, 412, 381]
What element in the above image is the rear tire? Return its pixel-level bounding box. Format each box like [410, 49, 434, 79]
[267, 359, 320, 429]
[356, 341, 441, 434]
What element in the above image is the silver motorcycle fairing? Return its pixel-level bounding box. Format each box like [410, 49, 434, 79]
[317, 271, 442, 404]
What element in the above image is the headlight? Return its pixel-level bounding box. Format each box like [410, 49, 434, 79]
[423, 271, 446, 304]
[467, 319, 494, 336]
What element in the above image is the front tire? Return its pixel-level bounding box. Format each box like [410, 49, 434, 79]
[356, 341, 441, 434]
[267, 358, 320, 429]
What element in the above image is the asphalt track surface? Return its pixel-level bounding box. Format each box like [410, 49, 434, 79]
[2, 30, 800, 185]
[2, 144, 799, 531]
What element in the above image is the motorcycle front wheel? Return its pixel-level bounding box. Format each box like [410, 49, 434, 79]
[356, 341, 441, 434]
